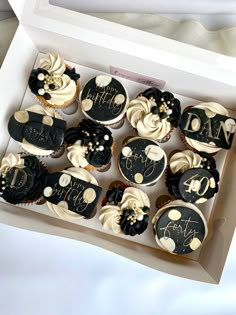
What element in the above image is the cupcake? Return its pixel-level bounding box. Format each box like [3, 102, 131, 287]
[118, 137, 167, 185]
[126, 87, 181, 142]
[43, 167, 102, 220]
[80, 75, 128, 127]
[65, 119, 113, 171]
[99, 181, 150, 236]
[166, 150, 219, 204]
[152, 199, 208, 255]
[180, 102, 236, 154]
[28, 53, 80, 108]
[8, 104, 66, 156]
[0, 153, 47, 205]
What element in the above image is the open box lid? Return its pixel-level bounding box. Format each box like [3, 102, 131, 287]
[14, 0, 236, 14]
[8, 0, 236, 93]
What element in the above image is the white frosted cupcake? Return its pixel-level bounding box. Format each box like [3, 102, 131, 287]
[126, 87, 181, 142]
[28, 53, 80, 108]
[99, 181, 150, 236]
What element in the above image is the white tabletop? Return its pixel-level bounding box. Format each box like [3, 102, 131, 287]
[0, 223, 235, 315]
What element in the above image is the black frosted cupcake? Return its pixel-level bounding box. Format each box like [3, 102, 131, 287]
[65, 119, 113, 171]
[126, 87, 181, 142]
[99, 181, 150, 236]
[166, 150, 219, 204]
[152, 199, 208, 255]
[118, 137, 167, 185]
[80, 75, 128, 127]
[0, 153, 47, 205]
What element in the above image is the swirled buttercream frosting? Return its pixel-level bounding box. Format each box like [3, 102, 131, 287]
[99, 183, 150, 236]
[65, 119, 113, 169]
[29, 53, 80, 106]
[126, 87, 181, 141]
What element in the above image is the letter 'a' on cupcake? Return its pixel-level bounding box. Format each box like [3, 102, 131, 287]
[180, 102, 236, 155]
[165, 150, 219, 204]
[64, 119, 114, 171]
[8, 104, 66, 156]
[126, 87, 181, 142]
[0, 153, 47, 205]
[28, 53, 80, 108]
[43, 167, 102, 221]
[118, 137, 167, 186]
[99, 181, 150, 236]
[152, 199, 208, 255]
[79, 75, 129, 127]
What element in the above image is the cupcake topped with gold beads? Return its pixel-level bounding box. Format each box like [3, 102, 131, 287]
[126, 87, 181, 142]
[28, 53, 80, 108]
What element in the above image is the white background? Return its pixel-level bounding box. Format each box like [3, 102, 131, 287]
[0, 223, 235, 315]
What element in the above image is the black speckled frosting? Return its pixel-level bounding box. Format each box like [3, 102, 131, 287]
[0, 156, 47, 204]
[166, 152, 219, 203]
[65, 119, 113, 168]
[139, 87, 181, 127]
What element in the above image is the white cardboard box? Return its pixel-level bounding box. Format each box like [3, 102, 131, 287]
[49, 0, 236, 14]
[0, 0, 236, 284]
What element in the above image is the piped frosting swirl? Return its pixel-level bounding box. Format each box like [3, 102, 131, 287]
[127, 88, 181, 141]
[99, 185, 150, 236]
[65, 119, 113, 169]
[29, 53, 80, 106]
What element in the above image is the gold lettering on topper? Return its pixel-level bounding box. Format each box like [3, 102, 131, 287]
[160, 217, 200, 247]
[10, 169, 27, 188]
[183, 112, 201, 132]
[199, 119, 213, 138]
[183, 174, 209, 196]
[215, 121, 231, 145]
